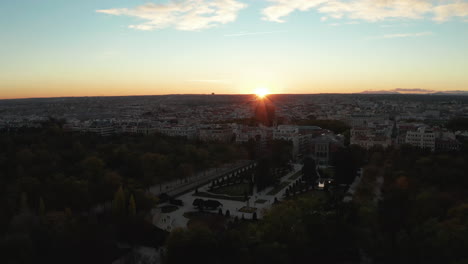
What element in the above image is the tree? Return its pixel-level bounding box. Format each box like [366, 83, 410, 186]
[128, 194, 136, 217]
[178, 163, 193, 181]
[39, 197, 45, 217]
[302, 157, 317, 183]
[165, 226, 217, 264]
[113, 186, 126, 216]
[20, 192, 29, 214]
[333, 146, 364, 185]
[65, 207, 72, 220]
[81, 156, 105, 181]
[141, 153, 166, 186]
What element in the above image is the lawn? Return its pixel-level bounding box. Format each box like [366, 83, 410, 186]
[184, 211, 227, 232]
[285, 190, 327, 201]
[160, 205, 178, 213]
[211, 183, 251, 196]
[266, 181, 291, 196]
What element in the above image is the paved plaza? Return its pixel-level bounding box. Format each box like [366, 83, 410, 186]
[153, 164, 303, 231]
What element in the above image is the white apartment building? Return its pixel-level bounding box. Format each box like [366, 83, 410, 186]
[405, 127, 436, 151]
[310, 134, 344, 166]
[350, 125, 393, 149]
[199, 125, 233, 142]
[273, 125, 311, 159]
[87, 122, 115, 137]
[234, 125, 272, 143]
[157, 125, 197, 139]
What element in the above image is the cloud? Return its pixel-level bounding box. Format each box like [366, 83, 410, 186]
[433, 2, 468, 22]
[97, 0, 247, 31]
[224, 30, 286, 37]
[262, 0, 328, 23]
[380, 23, 411, 28]
[377, 31, 434, 39]
[318, 0, 432, 21]
[262, 0, 468, 23]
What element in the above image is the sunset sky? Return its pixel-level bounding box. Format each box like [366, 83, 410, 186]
[1, 0, 468, 99]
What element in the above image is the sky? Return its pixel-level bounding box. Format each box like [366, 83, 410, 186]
[1, 0, 468, 99]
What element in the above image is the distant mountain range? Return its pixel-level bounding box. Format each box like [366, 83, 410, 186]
[360, 89, 468, 95]
[432, 91, 468, 95]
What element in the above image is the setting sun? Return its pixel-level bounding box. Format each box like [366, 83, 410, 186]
[254, 87, 269, 98]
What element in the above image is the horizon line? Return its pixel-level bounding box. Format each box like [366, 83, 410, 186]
[2, 91, 468, 101]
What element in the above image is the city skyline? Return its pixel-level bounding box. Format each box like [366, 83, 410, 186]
[1, 0, 468, 99]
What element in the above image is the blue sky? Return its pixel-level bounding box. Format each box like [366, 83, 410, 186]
[1, 0, 468, 98]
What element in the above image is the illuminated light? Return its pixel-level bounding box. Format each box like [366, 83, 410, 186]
[254, 87, 269, 99]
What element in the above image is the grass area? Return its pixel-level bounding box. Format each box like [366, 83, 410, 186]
[160, 205, 178, 213]
[266, 181, 291, 196]
[255, 199, 268, 204]
[211, 183, 251, 196]
[239, 206, 257, 213]
[184, 211, 227, 232]
[285, 190, 326, 201]
[194, 192, 247, 202]
[289, 171, 303, 180]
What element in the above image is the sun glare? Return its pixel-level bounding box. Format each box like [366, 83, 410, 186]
[255, 87, 269, 98]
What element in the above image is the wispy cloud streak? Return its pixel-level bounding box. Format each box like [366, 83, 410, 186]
[97, 0, 247, 31]
[224, 30, 287, 37]
[380, 31, 434, 39]
[262, 0, 468, 24]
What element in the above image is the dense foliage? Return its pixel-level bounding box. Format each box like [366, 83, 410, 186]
[165, 145, 468, 264]
[0, 124, 247, 263]
[165, 193, 358, 264]
[447, 117, 468, 131]
[353, 145, 468, 263]
[3, 122, 468, 263]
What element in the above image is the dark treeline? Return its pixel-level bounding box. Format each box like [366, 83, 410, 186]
[164, 145, 468, 264]
[0, 124, 246, 216]
[447, 117, 468, 131]
[165, 193, 358, 264]
[3, 120, 468, 263]
[0, 123, 247, 263]
[354, 145, 468, 263]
